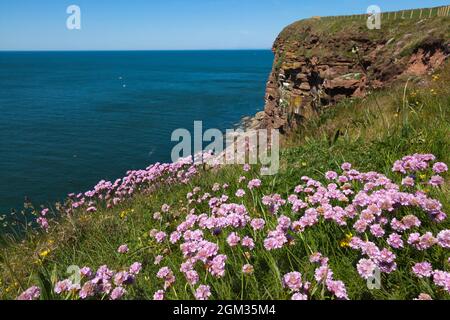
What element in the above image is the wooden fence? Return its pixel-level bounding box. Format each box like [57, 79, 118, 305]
[319, 5, 450, 21]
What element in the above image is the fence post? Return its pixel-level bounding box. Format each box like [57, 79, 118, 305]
[419, 9, 422, 18]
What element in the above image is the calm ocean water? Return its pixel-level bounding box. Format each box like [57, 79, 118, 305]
[0, 50, 273, 213]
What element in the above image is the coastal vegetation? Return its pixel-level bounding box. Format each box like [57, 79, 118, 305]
[1, 59, 448, 300]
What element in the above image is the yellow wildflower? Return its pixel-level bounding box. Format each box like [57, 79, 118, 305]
[39, 249, 50, 258]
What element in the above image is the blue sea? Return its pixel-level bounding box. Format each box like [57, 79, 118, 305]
[0, 50, 273, 214]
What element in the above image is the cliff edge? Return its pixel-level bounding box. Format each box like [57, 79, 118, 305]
[256, 6, 450, 133]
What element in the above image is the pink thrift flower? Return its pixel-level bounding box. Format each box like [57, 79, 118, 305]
[432, 162, 448, 174]
[387, 233, 404, 249]
[370, 224, 385, 238]
[154, 231, 167, 243]
[247, 179, 261, 190]
[235, 189, 246, 197]
[242, 264, 254, 275]
[341, 162, 352, 171]
[414, 293, 433, 300]
[283, 272, 302, 291]
[291, 293, 308, 300]
[241, 236, 255, 250]
[17, 286, 41, 300]
[401, 176, 415, 187]
[412, 262, 433, 278]
[129, 262, 142, 275]
[357, 259, 376, 280]
[153, 290, 164, 300]
[185, 270, 199, 285]
[226, 232, 240, 247]
[117, 244, 129, 254]
[195, 285, 211, 300]
[437, 230, 450, 248]
[325, 171, 338, 180]
[250, 218, 265, 231]
[110, 287, 126, 300]
[429, 175, 444, 187]
[154, 255, 163, 265]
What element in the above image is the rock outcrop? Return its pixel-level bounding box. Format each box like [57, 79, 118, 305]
[257, 11, 450, 133]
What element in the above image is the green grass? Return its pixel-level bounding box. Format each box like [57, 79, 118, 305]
[0, 62, 449, 300]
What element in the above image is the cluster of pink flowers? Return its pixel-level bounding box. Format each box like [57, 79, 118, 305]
[18, 262, 142, 300]
[22, 153, 448, 300]
[35, 154, 214, 231]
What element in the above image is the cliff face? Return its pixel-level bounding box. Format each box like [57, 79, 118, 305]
[259, 9, 450, 133]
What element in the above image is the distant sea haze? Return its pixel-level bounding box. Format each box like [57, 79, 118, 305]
[0, 50, 273, 213]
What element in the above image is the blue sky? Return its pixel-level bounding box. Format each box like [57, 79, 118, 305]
[0, 0, 448, 50]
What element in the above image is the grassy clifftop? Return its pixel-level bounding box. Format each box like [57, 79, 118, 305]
[1, 60, 449, 299]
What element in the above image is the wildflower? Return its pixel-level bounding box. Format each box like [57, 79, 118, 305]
[242, 264, 254, 275]
[226, 232, 240, 247]
[170, 231, 182, 244]
[154, 231, 167, 243]
[250, 218, 265, 231]
[247, 179, 261, 190]
[401, 176, 415, 187]
[339, 233, 353, 247]
[110, 287, 126, 300]
[152, 290, 164, 300]
[341, 162, 352, 171]
[326, 280, 348, 300]
[414, 293, 432, 300]
[357, 259, 376, 280]
[370, 224, 385, 238]
[235, 189, 246, 197]
[154, 255, 163, 265]
[387, 233, 404, 249]
[54, 279, 75, 294]
[17, 286, 41, 300]
[37, 217, 49, 231]
[243, 164, 251, 172]
[161, 204, 170, 213]
[325, 171, 338, 180]
[184, 270, 199, 285]
[263, 230, 287, 250]
[432, 162, 448, 174]
[314, 264, 333, 283]
[291, 293, 308, 300]
[241, 236, 255, 250]
[79, 281, 97, 299]
[432, 270, 450, 293]
[195, 285, 211, 300]
[283, 272, 302, 291]
[114, 271, 133, 286]
[208, 254, 227, 278]
[429, 175, 444, 187]
[117, 244, 129, 254]
[309, 252, 323, 264]
[437, 230, 450, 248]
[153, 212, 162, 220]
[412, 262, 433, 278]
[39, 249, 50, 259]
[129, 262, 142, 275]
